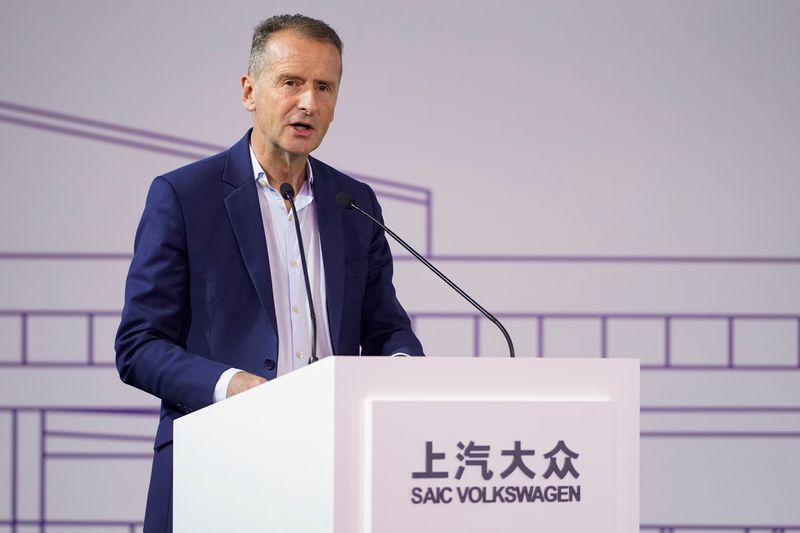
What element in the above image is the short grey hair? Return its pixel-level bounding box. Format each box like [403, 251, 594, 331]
[248, 14, 343, 80]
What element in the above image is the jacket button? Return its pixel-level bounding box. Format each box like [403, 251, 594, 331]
[264, 358, 276, 370]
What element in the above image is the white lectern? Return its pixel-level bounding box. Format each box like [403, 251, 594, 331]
[174, 356, 639, 532]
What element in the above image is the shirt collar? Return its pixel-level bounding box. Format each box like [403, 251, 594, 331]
[249, 144, 314, 192]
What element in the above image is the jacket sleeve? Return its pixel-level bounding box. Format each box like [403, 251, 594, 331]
[359, 186, 424, 357]
[115, 176, 229, 413]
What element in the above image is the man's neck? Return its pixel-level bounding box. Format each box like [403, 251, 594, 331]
[251, 139, 308, 193]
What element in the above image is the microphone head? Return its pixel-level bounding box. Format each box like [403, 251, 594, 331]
[336, 192, 355, 209]
[279, 182, 295, 200]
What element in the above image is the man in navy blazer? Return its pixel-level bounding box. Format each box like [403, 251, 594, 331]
[115, 14, 422, 532]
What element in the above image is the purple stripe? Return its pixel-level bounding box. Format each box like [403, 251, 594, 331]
[40, 410, 45, 529]
[45, 452, 152, 459]
[0, 309, 121, 316]
[0, 361, 116, 368]
[348, 172, 432, 195]
[408, 311, 800, 320]
[369, 190, 428, 205]
[0, 406, 158, 415]
[641, 525, 800, 530]
[2, 358, 798, 372]
[4, 250, 800, 265]
[0, 519, 144, 527]
[537, 316, 545, 357]
[45, 430, 153, 442]
[797, 318, 800, 368]
[0, 252, 132, 260]
[600, 316, 608, 358]
[0, 99, 225, 151]
[664, 318, 671, 368]
[0, 358, 800, 372]
[20, 313, 27, 365]
[641, 431, 800, 438]
[417, 254, 800, 264]
[642, 364, 800, 371]
[473, 315, 481, 357]
[0, 113, 210, 160]
[87, 314, 94, 365]
[641, 406, 800, 413]
[728, 317, 735, 368]
[11, 410, 17, 529]
[426, 196, 433, 254]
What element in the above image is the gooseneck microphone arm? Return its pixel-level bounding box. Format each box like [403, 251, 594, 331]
[336, 192, 515, 358]
[280, 182, 318, 364]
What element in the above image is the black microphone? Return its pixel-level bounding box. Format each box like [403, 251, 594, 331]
[280, 182, 318, 364]
[336, 192, 515, 358]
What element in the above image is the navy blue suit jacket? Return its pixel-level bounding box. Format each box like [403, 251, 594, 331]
[115, 130, 422, 531]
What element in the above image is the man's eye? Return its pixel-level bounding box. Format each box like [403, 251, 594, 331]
[284, 80, 297, 87]
[318, 84, 330, 92]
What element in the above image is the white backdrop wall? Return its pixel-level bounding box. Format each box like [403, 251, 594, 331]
[0, 1, 799, 531]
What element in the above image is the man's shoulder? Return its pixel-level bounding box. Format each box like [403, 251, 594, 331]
[159, 150, 229, 189]
[157, 132, 250, 191]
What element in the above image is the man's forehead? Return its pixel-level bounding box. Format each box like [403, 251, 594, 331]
[262, 31, 342, 79]
[265, 31, 340, 62]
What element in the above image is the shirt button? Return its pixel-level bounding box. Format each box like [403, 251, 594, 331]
[290, 260, 298, 268]
[296, 351, 304, 359]
[288, 214, 294, 222]
[264, 358, 276, 371]
[292, 305, 300, 313]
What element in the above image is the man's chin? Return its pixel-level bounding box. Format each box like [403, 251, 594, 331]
[281, 140, 322, 158]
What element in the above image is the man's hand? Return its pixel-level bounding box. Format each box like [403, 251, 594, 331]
[226, 371, 267, 398]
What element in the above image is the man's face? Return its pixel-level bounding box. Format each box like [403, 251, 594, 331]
[242, 30, 341, 160]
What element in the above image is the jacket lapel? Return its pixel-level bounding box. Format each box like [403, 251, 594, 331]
[222, 131, 278, 335]
[311, 158, 345, 354]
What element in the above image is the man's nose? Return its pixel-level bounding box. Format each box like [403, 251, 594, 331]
[297, 88, 317, 115]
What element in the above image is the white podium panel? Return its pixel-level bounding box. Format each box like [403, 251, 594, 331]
[174, 357, 639, 533]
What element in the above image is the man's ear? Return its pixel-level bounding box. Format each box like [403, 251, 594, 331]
[241, 74, 256, 112]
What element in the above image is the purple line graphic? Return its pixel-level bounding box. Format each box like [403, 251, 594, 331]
[2, 98, 800, 267]
[45, 453, 152, 460]
[0, 100, 434, 256]
[640, 525, 800, 532]
[1, 308, 799, 371]
[87, 314, 95, 366]
[472, 315, 480, 357]
[2, 98, 799, 532]
[0, 518, 145, 528]
[409, 311, 800, 370]
[0, 252, 134, 261]
[664, 317, 672, 368]
[641, 431, 800, 438]
[40, 410, 45, 532]
[20, 313, 27, 365]
[1, 406, 158, 529]
[641, 406, 800, 413]
[537, 316, 544, 358]
[728, 317, 734, 368]
[0, 99, 224, 151]
[11, 410, 17, 530]
[44, 430, 153, 442]
[600, 316, 608, 358]
[5, 250, 800, 264]
[0, 113, 211, 161]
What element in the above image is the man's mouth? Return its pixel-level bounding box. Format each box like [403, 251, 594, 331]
[291, 122, 313, 131]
